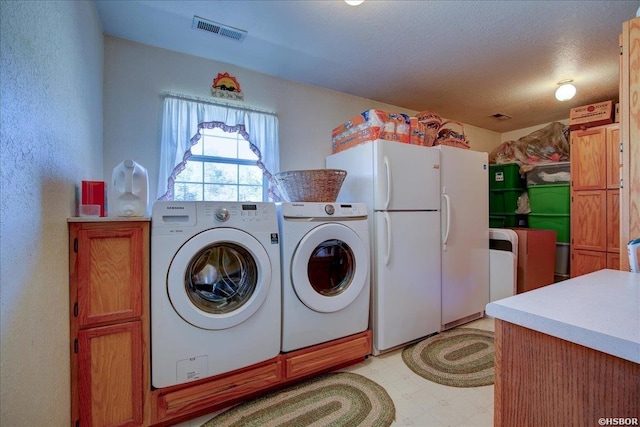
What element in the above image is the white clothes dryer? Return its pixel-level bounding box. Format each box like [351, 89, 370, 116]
[151, 201, 281, 388]
[278, 202, 370, 352]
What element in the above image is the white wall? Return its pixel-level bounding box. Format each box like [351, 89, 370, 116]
[103, 37, 501, 199]
[0, 2, 104, 426]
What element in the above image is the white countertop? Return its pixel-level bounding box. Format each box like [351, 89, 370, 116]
[486, 269, 640, 364]
[68, 216, 151, 223]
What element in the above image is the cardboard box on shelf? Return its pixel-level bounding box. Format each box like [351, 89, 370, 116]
[510, 228, 557, 293]
[569, 100, 613, 130]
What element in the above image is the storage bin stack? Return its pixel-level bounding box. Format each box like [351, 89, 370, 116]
[526, 162, 571, 279]
[489, 163, 527, 227]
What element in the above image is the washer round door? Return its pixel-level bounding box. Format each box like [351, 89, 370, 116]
[167, 228, 272, 330]
[291, 223, 369, 313]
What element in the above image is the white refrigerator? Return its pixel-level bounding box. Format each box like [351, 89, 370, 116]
[327, 140, 442, 354]
[437, 145, 489, 330]
[327, 140, 489, 354]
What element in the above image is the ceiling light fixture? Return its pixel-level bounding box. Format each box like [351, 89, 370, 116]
[344, 0, 365, 5]
[555, 80, 576, 102]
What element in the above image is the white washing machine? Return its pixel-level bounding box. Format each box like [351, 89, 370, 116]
[151, 201, 281, 388]
[278, 202, 370, 352]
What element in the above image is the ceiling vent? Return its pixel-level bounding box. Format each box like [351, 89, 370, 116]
[490, 113, 513, 121]
[192, 16, 247, 42]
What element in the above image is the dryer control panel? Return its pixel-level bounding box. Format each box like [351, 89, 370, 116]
[280, 202, 367, 220]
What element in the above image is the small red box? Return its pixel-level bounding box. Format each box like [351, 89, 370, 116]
[81, 181, 106, 217]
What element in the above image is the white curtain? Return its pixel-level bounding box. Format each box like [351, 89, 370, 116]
[157, 95, 280, 201]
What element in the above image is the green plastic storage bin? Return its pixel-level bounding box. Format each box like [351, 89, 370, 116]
[490, 188, 525, 215]
[489, 164, 525, 190]
[489, 214, 523, 228]
[528, 183, 570, 214]
[528, 213, 570, 243]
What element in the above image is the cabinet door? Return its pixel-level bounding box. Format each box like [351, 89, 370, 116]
[78, 321, 143, 427]
[607, 190, 620, 252]
[571, 128, 607, 190]
[607, 253, 620, 271]
[606, 126, 620, 189]
[76, 226, 143, 326]
[571, 191, 607, 251]
[571, 249, 607, 278]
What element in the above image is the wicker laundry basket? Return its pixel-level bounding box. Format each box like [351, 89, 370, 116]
[274, 169, 347, 202]
[415, 111, 443, 147]
[435, 121, 471, 149]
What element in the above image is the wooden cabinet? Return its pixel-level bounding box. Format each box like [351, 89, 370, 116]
[69, 220, 150, 427]
[570, 124, 620, 277]
[494, 319, 640, 426]
[619, 17, 640, 271]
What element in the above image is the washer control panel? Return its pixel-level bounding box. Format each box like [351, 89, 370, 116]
[152, 201, 278, 235]
[204, 203, 275, 225]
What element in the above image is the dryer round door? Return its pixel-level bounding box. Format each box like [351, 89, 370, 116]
[291, 223, 369, 313]
[167, 228, 272, 330]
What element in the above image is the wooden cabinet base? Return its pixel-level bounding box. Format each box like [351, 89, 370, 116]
[494, 320, 640, 426]
[150, 330, 372, 426]
[283, 330, 372, 381]
[151, 357, 284, 426]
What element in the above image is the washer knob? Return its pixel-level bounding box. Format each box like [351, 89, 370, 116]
[324, 204, 335, 215]
[214, 207, 230, 222]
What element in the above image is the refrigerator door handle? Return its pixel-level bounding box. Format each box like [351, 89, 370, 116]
[442, 193, 451, 251]
[384, 156, 391, 209]
[384, 211, 392, 265]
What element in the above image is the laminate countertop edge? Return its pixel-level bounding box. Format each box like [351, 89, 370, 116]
[486, 269, 640, 364]
[68, 216, 151, 223]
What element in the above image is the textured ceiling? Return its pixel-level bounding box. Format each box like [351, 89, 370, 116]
[95, 0, 639, 132]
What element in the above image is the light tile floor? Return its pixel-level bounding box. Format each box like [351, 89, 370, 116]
[181, 316, 496, 427]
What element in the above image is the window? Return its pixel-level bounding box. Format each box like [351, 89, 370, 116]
[157, 95, 279, 202]
[173, 128, 265, 202]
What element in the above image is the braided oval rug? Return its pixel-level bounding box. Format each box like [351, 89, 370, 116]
[201, 372, 395, 427]
[402, 328, 495, 388]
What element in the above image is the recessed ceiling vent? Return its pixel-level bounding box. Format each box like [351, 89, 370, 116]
[192, 16, 247, 42]
[490, 113, 513, 121]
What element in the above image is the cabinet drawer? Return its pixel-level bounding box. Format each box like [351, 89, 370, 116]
[153, 357, 283, 423]
[284, 331, 372, 381]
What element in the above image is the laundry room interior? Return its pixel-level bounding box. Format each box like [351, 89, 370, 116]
[2, 1, 640, 427]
